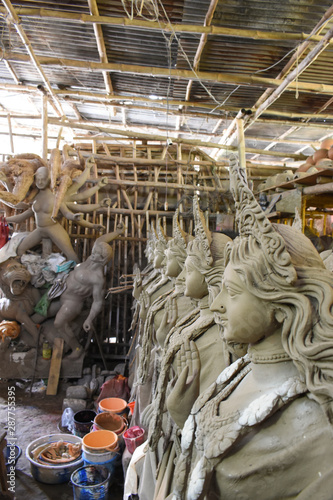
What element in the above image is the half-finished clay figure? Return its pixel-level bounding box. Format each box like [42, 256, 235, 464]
[49, 223, 125, 359]
[171, 156, 333, 500]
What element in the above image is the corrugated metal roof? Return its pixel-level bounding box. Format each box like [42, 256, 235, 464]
[0, 0, 332, 166]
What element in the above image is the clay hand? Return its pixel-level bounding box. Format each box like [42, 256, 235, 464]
[83, 319, 92, 332]
[166, 339, 200, 429]
[139, 290, 150, 321]
[116, 222, 125, 234]
[98, 177, 108, 187]
[156, 296, 177, 347]
[73, 212, 83, 221]
[85, 156, 95, 170]
[100, 197, 111, 207]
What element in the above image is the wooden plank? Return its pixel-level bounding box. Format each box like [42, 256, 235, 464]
[46, 337, 64, 396]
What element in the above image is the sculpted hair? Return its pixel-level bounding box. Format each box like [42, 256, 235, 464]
[225, 224, 333, 421]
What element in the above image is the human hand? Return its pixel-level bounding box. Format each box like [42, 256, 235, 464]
[166, 339, 200, 429]
[156, 296, 177, 347]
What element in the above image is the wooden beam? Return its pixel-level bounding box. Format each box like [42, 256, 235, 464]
[0, 6, 331, 44]
[47, 117, 307, 159]
[87, 0, 115, 114]
[6, 52, 333, 95]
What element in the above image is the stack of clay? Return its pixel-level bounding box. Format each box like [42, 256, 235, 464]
[295, 138, 333, 177]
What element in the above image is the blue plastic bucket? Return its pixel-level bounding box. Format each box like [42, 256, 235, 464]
[83, 451, 120, 483]
[71, 465, 110, 500]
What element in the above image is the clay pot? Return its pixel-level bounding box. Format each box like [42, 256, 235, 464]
[295, 163, 312, 174]
[320, 138, 333, 150]
[312, 148, 328, 165]
[93, 412, 125, 434]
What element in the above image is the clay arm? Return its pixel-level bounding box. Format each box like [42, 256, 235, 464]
[69, 177, 108, 202]
[95, 222, 125, 245]
[65, 157, 95, 198]
[66, 197, 111, 213]
[167, 339, 201, 429]
[83, 284, 104, 332]
[58, 202, 83, 222]
[6, 207, 34, 223]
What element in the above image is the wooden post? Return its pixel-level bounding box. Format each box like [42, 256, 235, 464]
[42, 93, 48, 161]
[7, 114, 14, 154]
[46, 337, 64, 396]
[236, 117, 246, 173]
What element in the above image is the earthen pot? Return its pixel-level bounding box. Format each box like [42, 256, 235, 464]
[320, 138, 333, 150]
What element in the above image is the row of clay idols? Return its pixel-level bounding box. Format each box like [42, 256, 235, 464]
[125, 161, 333, 500]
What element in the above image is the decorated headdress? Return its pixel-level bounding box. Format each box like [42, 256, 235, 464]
[156, 218, 168, 251]
[172, 207, 187, 251]
[193, 195, 213, 266]
[229, 154, 297, 285]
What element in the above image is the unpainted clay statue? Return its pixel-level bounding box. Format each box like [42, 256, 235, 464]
[0, 258, 41, 344]
[131, 210, 194, 430]
[6, 166, 81, 263]
[48, 223, 125, 359]
[126, 197, 234, 500]
[170, 155, 333, 500]
[0, 153, 46, 209]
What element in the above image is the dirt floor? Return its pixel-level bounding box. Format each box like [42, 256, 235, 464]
[0, 378, 125, 500]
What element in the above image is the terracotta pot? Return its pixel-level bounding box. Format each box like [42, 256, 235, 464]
[313, 148, 328, 165]
[328, 146, 333, 160]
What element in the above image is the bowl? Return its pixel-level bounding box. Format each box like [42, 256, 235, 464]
[98, 397, 127, 415]
[82, 430, 118, 454]
[26, 434, 83, 484]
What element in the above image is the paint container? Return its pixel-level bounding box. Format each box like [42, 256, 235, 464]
[73, 410, 97, 438]
[98, 397, 127, 415]
[93, 411, 125, 435]
[123, 426, 145, 454]
[71, 465, 110, 500]
[82, 430, 118, 454]
[42, 341, 52, 360]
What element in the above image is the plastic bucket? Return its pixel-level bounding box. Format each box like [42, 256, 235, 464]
[82, 444, 119, 464]
[82, 430, 118, 454]
[98, 397, 127, 415]
[73, 410, 97, 438]
[71, 465, 110, 500]
[93, 412, 125, 434]
[123, 426, 145, 454]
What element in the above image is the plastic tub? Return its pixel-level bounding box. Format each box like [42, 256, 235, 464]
[26, 434, 83, 484]
[98, 397, 127, 415]
[82, 443, 119, 464]
[71, 465, 110, 500]
[73, 410, 97, 438]
[82, 430, 118, 454]
[123, 426, 145, 454]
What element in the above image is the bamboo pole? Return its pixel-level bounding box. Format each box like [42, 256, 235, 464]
[46, 118, 307, 158]
[41, 93, 48, 161]
[236, 117, 246, 170]
[7, 114, 14, 154]
[7, 52, 333, 96]
[1, 0, 64, 116]
[0, 7, 330, 44]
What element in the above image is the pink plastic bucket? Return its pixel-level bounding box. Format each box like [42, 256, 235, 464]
[123, 426, 145, 454]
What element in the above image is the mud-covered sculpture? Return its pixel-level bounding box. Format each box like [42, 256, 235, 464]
[171, 156, 333, 500]
[6, 166, 81, 263]
[0, 258, 41, 344]
[131, 210, 194, 431]
[48, 223, 125, 359]
[126, 198, 234, 500]
[0, 153, 47, 209]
